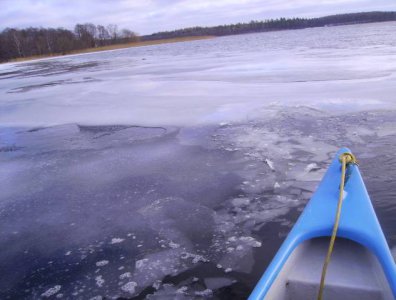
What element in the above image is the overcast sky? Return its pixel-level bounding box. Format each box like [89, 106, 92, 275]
[1, 0, 396, 34]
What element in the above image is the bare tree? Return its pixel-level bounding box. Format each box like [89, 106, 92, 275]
[97, 25, 110, 46]
[11, 29, 23, 57]
[0, 21, 145, 61]
[45, 28, 58, 53]
[85, 23, 98, 47]
[107, 24, 118, 43]
[120, 29, 138, 42]
[74, 23, 96, 48]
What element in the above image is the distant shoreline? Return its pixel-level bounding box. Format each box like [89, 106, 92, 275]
[4, 17, 396, 65]
[5, 36, 214, 64]
[142, 11, 396, 41]
[2, 11, 395, 64]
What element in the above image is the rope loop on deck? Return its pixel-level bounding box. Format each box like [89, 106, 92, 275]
[338, 152, 358, 166]
[317, 152, 358, 300]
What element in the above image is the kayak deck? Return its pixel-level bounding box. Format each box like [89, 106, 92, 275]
[249, 148, 396, 299]
[265, 237, 393, 300]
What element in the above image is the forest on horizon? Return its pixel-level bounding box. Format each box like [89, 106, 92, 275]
[1, 11, 395, 62]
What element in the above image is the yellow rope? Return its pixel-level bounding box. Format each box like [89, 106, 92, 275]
[317, 152, 357, 300]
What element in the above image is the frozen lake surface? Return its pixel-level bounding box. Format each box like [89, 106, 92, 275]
[1, 22, 396, 299]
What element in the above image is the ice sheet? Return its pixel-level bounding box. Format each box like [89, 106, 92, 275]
[1, 23, 396, 127]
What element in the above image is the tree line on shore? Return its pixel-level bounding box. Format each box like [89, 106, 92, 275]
[1, 11, 395, 62]
[143, 11, 396, 40]
[0, 23, 138, 62]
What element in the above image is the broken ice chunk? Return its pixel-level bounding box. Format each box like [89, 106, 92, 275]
[95, 276, 105, 287]
[176, 286, 188, 294]
[239, 236, 262, 247]
[121, 281, 137, 294]
[305, 163, 320, 172]
[41, 285, 61, 298]
[119, 272, 132, 279]
[169, 241, 180, 249]
[95, 260, 109, 267]
[131, 249, 187, 289]
[110, 238, 125, 244]
[265, 159, 275, 171]
[152, 280, 162, 290]
[195, 289, 213, 297]
[181, 252, 208, 264]
[231, 197, 250, 207]
[135, 258, 149, 269]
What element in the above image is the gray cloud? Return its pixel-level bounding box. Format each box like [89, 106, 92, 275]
[1, 0, 395, 34]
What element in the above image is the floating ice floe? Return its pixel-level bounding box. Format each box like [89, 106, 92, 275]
[265, 159, 275, 171]
[41, 285, 61, 298]
[305, 163, 320, 173]
[176, 286, 188, 294]
[131, 249, 187, 291]
[95, 260, 109, 267]
[169, 241, 180, 249]
[152, 280, 162, 290]
[195, 289, 213, 297]
[95, 275, 105, 287]
[110, 237, 125, 244]
[121, 281, 137, 294]
[119, 272, 132, 279]
[239, 236, 262, 247]
[231, 197, 250, 207]
[181, 252, 208, 264]
[135, 258, 149, 269]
